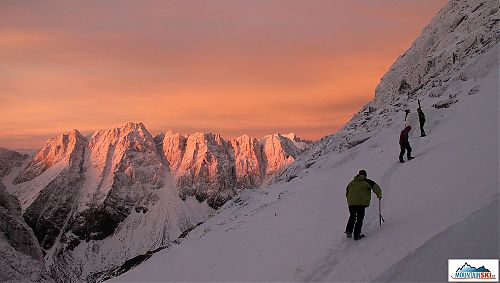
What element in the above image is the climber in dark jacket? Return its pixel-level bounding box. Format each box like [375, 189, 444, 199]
[417, 108, 426, 137]
[399, 125, 414, 163]
[345, 170, 382, 241]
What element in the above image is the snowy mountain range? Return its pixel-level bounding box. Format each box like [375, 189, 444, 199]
[112, 0, 499, 282]
[0, 0, 498, 282]
[0, 127, 310, 281]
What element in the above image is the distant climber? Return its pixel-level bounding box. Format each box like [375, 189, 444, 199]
[399, 125, 414, 163]
[345, 170, 382, 241]
[404, 109, 410, 121]
[417, 108, 426, 137]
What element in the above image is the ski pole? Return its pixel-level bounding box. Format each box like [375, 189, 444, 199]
[379, 198, 385, 226]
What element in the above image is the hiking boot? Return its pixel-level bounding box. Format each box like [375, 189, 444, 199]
[354, 234, 365, 241]
[345, 232, 352, 238]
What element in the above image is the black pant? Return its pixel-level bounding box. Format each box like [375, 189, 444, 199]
[399, 142, 412, 161]
[345, 205, 366, 237]
[419, 121, 426, 136]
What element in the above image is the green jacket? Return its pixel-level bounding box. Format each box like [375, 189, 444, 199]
[346, 175, 382, 206]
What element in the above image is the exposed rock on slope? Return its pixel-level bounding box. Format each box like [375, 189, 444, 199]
[231, 134, 264, 190]
[0, 182, 52, 282]
[278, 0, 499, 182]
[23, 130, 86, 251]
[174, 132, 236, 208]
[1, 123, 310, 282]
[14, 130, 85, 184]
[112, 1, 498, 281]
[0, 147, 27, 179]
[157, 131, 311, 208]
[69, 122, 165, 242]
[373, 0, 498, 105]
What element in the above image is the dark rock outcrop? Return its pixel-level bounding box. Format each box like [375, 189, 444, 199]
[0, 182, 53, 282]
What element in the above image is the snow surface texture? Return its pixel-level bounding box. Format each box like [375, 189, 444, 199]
[0, 123, 308, 282]
[114, 0, 499, 281]
[374, 200, 498, 282]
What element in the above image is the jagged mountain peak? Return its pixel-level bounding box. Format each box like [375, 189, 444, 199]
[14, 129, 86, 184]
[120, 122, 150, 136]
[164, 129, 183, 138]
[3, 123, 312, 281]
[50, 128, 85, 144]
[112, 1, 499, 281]
[67, 128, 84, 138]
[282, 132, 297, 140]
[233, 133, 253, 140]
[231, 134, 259, 146]
[185, 132, 226, 145]
[92, 122, 149, 136]
[123, 121, 146, 129]
[116, 122, 151, 138]
[260, 132, 309, 144]
[88, 122, 157, 154]
[260, 133, 281, 140]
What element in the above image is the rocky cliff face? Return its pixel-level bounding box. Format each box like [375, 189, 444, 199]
[231, 134, 264, 190]
[14, 130, 85, 184]
[173, 132, 236, 208]
[1, 123, 310, 282]
[69, 122, 165, 242]
[0, 182, 53, 282]
[0, 148, 27, 179]
[260, 134, 302, 176]
[278, 0, 499, 183]
[157, 131, 311, 208]
[23, 130, 86, 252]
[373, 0, 498, 105]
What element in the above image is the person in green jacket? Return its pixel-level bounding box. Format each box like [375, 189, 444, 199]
[345, 170, 382, 240]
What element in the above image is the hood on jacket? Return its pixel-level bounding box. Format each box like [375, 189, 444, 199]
[353, 174, 366, 181]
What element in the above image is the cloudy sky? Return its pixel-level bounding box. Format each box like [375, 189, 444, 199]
[0, 0, 447, 149]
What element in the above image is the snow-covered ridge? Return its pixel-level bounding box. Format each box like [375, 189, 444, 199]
[14, 129, 84, 184]
[0, 122, 311, 282]
[113, 0, 498, 281]
[277, 0, 499, 183]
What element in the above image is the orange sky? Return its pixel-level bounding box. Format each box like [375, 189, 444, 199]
[0, 0, 448, 150]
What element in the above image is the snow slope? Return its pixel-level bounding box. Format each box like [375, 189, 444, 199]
[113, 63, 498, 282]
[113, 0, 499, 281]
[374, 200, 498, 282]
